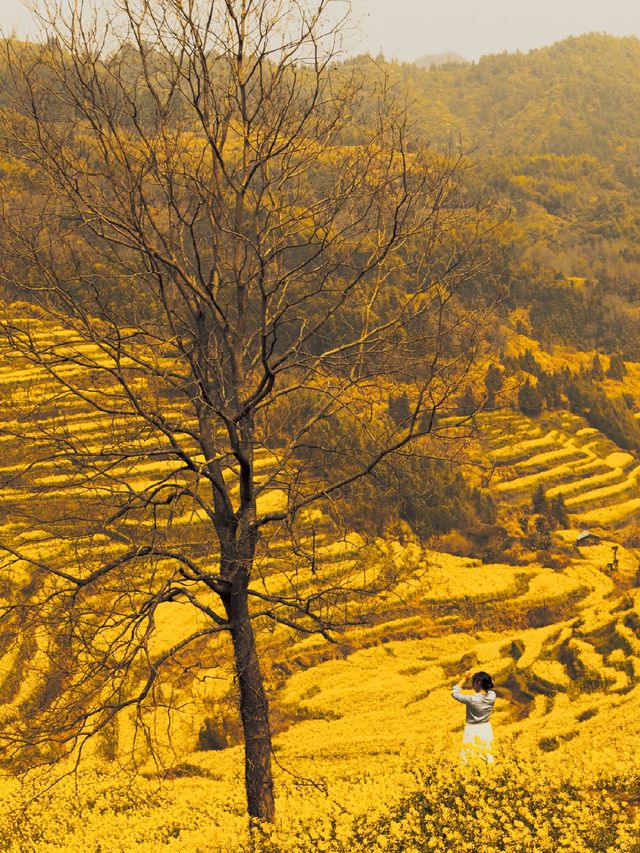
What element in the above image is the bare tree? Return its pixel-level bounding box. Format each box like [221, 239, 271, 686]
[0, 0, 497, 821]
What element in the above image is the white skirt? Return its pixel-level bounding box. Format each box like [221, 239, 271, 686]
[460, 721, 494, 765]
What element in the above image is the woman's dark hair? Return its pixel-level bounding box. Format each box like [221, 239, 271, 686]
[472, 671, 494, 692]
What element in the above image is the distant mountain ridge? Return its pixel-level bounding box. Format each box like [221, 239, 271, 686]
[365, 33, 640, 369]
[405, 33, 640, 159]
[414, 51, 467, 68]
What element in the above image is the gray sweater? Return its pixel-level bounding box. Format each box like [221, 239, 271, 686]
[452, 684, 496, 724]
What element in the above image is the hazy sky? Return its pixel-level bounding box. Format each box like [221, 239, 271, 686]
[351, 0, 640, 61]
[4, 0, 640, 61]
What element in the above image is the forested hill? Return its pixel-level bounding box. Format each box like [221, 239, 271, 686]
[393, 33, 640, 159]
[3, 33, 640, 360]
[345, 35, 640, 362]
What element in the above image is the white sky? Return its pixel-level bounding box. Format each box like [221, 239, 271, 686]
[350, 0, 640, 61]
[4, 0, 640, 61]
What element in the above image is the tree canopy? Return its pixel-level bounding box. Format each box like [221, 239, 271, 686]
[0, 0, 497, 822]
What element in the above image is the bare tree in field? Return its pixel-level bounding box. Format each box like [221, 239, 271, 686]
[0, 0, 497, 821]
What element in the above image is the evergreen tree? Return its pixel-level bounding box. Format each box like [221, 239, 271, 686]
[501, 355, 518, 375]
[607, 352, 627, 380]
[534, 514, 552, 550]
[531, 483, 548, 516]
[538, 370, 563, 409]
[520, 349, 541, 376]
[550, 493, 569, 527]
[457, 386, 477, 416]
[518, 378, 543, 417]
[485, 364, 504, 394]
[484, 364, 504, 409]
[591, 353, 605, 381]
[564, 375, 584, 410]
[472, 488, 497, 524]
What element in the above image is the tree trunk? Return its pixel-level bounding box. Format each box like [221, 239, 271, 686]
[224, 577, 275, 822]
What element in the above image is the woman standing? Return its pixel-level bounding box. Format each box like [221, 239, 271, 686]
[452, 670, 496, 764]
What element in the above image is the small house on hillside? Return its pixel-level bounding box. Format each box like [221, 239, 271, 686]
[575, 530, 601, 547]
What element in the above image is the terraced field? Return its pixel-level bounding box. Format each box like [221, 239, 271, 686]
[2, 534, 636, 850]
[485, 411, 640, 528]
[3, 317, 640, 849]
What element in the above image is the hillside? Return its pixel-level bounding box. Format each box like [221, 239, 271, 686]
[344, 35, 640, 363]
[2, 485, 640, 850]
[1, 319, 640, 848]
[402, 34, 640, 158]
[4, 34, 640, 361]
[3, 22, 640, 851]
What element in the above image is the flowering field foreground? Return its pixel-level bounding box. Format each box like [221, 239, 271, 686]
[257, 759, 639, 853]
[3, 506, 640, 850]
[1, 751, 638, 852]
[3, 321, 640, 849]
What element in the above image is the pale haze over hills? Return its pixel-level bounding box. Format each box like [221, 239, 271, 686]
[414, 51, 468, 68]
[4, 0, 640, 62]
[351, 0, 640, 62]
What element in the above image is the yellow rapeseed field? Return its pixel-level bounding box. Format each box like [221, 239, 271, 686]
[2, 321, 640, 850]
